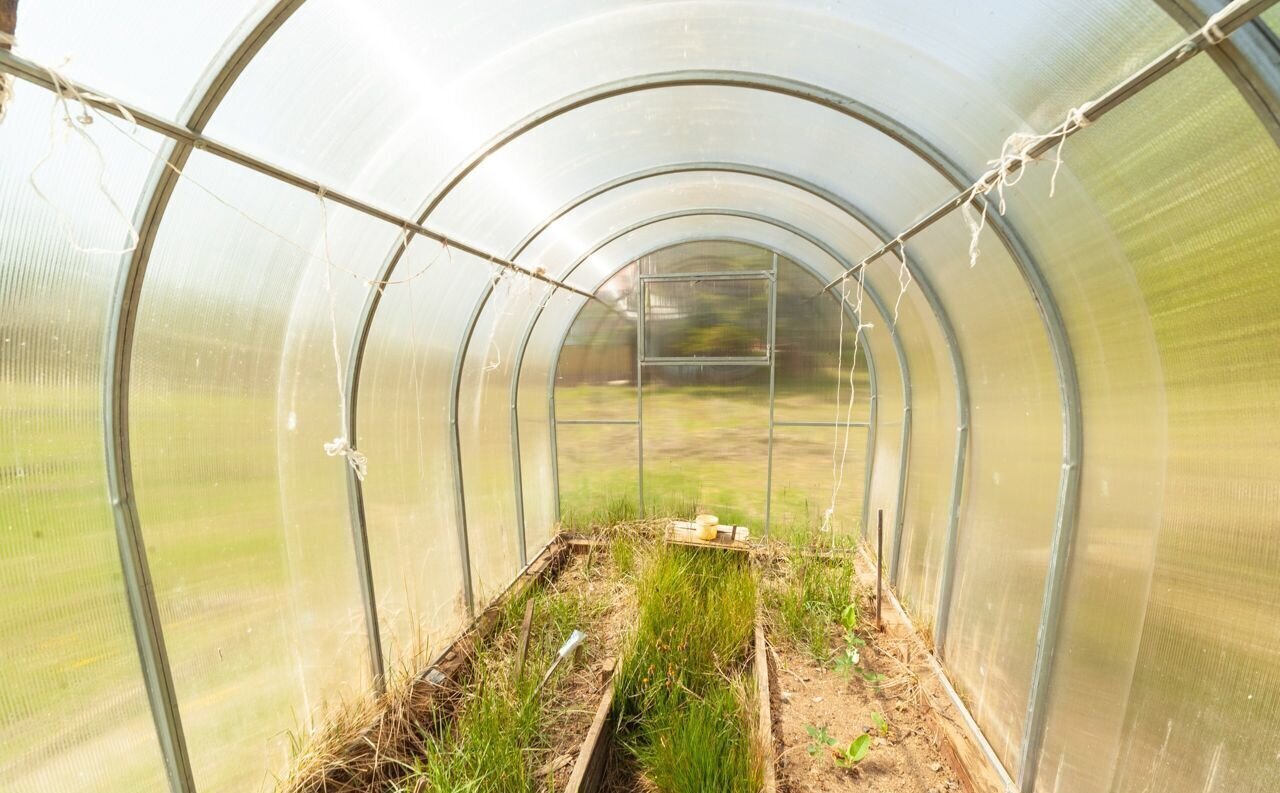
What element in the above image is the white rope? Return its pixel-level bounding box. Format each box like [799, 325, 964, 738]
[1199, 0, 1248, 46]
[891, 238, 912, 327]
[823, 267, 872, 537]
[22, 51, 143, 256]
[317, 187, 367, 480]
[961, 101, 1093, 268]
[324, 437, 368, 481]
[0, 31, 15, 124]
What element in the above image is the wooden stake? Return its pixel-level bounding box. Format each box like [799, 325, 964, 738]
[514, 599, 535, 681]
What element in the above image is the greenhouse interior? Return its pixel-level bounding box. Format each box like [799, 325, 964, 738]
[2, 1, 1279, 792]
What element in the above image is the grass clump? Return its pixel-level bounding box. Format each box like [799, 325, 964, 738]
[614, 544, 761, 793]
[761, 535, 858, 663]
[395, 585, 595, 793]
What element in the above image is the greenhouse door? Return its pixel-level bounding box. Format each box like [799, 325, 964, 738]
[637, 257, 778, 531]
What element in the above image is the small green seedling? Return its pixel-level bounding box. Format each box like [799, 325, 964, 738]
[871, 711, 889, 737]
[834, 733, 873, 768]
[840, 602, 859, 632]
[833, 645, 861, 677]
[805, 724, 836, 756]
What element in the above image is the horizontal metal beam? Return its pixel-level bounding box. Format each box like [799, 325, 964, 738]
[638, 270, 773, 282]
[819, 0, 1278, 295]
[774, 420, 872, 428]
[0, 48, 596, 301]
[640, 357, 771, 367]
[556, 418, 638, 425]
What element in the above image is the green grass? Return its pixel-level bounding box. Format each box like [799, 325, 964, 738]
[613, 544, 761, 793]
[761, 535, 859, 663]
[396, 577, 597, 793]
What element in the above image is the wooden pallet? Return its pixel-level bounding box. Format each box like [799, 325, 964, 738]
[665, 520, 754, 552]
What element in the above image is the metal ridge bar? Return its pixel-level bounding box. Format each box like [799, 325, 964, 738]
[775, 420, 872, 428]
[99, 3, 307, 791]
[556, 418, 638, 425]
[637, 270, 773, 282]
[640, 357, 771, 366]
[818, 0, 1279, 295]
[0, 47, 595, 301]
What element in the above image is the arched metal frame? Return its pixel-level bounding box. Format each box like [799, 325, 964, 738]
[507, 163, 975, 632]
[349, 69, 1080, 793]
[343, 67, 1050, 631]
[531, 215, 1013, 790]
[100, 3, 308, 791]
[25, 3, 1271, 792]
[538, 232, 890, 533]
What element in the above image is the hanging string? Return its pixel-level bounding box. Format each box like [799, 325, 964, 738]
[823, 266, 872, 537]
[891, 238, 912, 327]
[961, 101, 1093, 268]
[0, 31, 14, 124]
[16, 44, 144, 256]
[317, 186, 368, 481]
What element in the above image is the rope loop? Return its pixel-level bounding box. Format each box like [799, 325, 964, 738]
[325, 437, 368, 481]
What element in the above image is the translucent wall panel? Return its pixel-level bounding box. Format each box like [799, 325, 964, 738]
[0, 85, 167, 793]
[431, 87, 952, 253]
[521, 290, 584, 540]
[556, 424, 640, 530]
[642, 364, 770, 526]
[769, 425, 867, 539]
[642, 277, 770, 359]
[774, 258, 871, 426]
[861, 294, 906, 547]
[9, 0, 260, 112]
[131, 152, 382, 791]
[905, 212, 1062, 772]
[358, 239, 472, 670]
[201, 0, 1178, 233]
[638, 239, 775, 274]
[555, 266, 637, 420]
[866, 265, 958, 622]
[1048, 60, 1279, 793]
[460, 266, 544, 604]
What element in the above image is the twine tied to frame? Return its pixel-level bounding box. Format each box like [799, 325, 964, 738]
[325, 437, 368, 481]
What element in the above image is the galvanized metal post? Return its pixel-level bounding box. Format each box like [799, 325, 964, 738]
[635, 276, 646, 515]
[763, 253, 779, 536]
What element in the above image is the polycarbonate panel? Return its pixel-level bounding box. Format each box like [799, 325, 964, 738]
[904, 210, 1062, 772]
[431, 87, 952, 252]
[202, 0, 1178, 231]
[865, 265, 957, 623]
[638, 238, 775, 274]
[522, 288, 586, 545]
[642, 364, 770, 526]
[131, 151, 385, 791]
[555, 268, 637, 421]
[556, 423, 639, 529]
[460, 264, 546, 605]
[518, 174, 886, 289]
[1049, 60, 1278, 793]
[642, 277, 770, 360]
[7, 0, 261, 112]
[0, 85, 168, 793]
[774, 256, 870, 425]
[770, 425, 867, 538]
[358, 238, 473, 670]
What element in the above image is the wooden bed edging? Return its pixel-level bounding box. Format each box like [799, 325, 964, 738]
[852, 548, 1010, 793]
[563, 677, 616, 793]
[754, 614, 779, 793]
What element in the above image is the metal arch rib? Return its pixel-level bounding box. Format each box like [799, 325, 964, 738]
[509, 162, 971, 607]
[342, 71, 1078, 791]
[511, 205, 1007, 788]
[101, 2, 310, 791]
